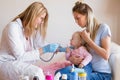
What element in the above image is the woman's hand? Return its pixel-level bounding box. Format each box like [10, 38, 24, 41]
[39, 48, 44, 55]
[80, 30, 91, 43]
[69, 55, 83, 65]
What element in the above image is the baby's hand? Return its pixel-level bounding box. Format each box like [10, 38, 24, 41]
[78, 63, 84, 68]
[66, 47, 71, 53]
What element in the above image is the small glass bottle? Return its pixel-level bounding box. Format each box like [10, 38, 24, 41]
[61, 74, 67, 80]
[45, 71, 53, 80]
[78, 72, 87, 80]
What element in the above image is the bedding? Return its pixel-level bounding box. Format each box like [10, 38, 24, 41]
[35, 42, 120, 80]
[34, 52, 70, 76]
[39, 61, 71, 76]
[0, 42, 119, 80]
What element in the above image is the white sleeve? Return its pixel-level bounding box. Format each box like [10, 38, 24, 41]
[6, 22, 40, 62]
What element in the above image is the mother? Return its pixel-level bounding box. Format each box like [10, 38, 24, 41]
[57, 1, 112, 80]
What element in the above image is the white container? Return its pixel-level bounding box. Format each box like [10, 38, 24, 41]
[61, 74, 67, 80]
[54, 72, 61, 80]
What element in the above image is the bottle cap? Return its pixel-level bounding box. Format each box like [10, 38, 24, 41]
[62, 74, 67, 79]
[78, 72, 87, 77]
[33, 76, 39, 80]
[46, 74, 53, 80]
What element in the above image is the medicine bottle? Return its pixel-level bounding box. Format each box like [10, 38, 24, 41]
[78, 72, 87, 80]
[45, 71, 53, 80]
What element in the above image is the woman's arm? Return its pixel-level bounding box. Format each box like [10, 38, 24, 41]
[80, 30, 111, 60]
[89, 36, 110, 60]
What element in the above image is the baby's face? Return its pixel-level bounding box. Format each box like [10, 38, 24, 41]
[70, 33, 81, 47]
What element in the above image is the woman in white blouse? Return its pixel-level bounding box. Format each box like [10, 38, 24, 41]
[0, 2, 59, 80]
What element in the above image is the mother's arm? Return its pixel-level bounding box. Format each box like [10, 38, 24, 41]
[68, 55, 83, 65]
[80, 30, 111, 60]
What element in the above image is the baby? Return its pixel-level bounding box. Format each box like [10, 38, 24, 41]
[66, 31, 92, 68]
[55, 31, 92, 80]
[61, 31, 92, 68]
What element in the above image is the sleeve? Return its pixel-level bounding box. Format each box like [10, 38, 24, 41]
[7, 23, 40, 62]
[80, 47, 92, 66]
[100, 24, 111, 39]
[65, 52, 71, 60]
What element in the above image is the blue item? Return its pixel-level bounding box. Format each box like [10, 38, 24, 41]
[59, 46, 74, 52]
[70, 72, 78, 80]
[74, 68, 85, 73]
[58, 46, 66, 52]
[55, 66, 79, 80]
[43, 43, 59, 53]
[55, 63, 93, 80]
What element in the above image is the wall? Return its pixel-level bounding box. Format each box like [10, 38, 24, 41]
[0, 0, 120, 45]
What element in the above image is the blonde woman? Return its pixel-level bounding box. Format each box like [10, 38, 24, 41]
[0, 2, 59, 80]
[56, 1, 112, 80]
[71, 1, 111, 80]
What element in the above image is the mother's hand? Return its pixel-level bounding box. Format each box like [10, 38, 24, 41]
[68, 55, 83, 65]
[80, 30, 91, 43]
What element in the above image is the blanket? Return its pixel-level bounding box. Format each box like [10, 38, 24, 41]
[39, 61, 71, 76]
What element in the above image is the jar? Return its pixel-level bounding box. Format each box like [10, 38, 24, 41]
[78, 72, 87, 80]
[61, 74, 67, 80]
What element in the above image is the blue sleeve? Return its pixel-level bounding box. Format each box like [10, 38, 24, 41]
[100, 24, 111, 39]
[59, 46, 74, 52]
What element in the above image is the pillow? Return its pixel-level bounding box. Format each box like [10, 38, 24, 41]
[110, 42, 120, 54]
[109, 42, 120, 80]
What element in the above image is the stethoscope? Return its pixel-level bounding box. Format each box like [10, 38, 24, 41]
[39, 51, 57, 62]
[34, 30, 57, 62]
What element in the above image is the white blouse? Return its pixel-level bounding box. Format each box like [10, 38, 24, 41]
[0, 18, 47, 62]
